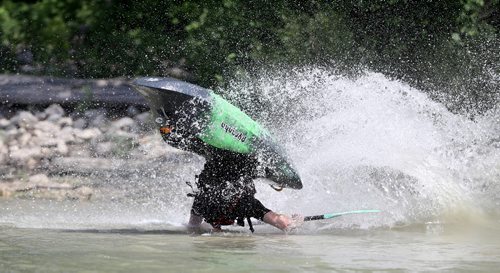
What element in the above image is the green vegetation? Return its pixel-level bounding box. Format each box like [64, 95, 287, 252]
[0, 0, 498, 114]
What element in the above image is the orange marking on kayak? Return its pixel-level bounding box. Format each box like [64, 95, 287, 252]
[160, 127, 172, 134]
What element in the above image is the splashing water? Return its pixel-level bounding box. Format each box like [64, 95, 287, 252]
[1, 68, 498, 231]
[225, 68, 500, 229]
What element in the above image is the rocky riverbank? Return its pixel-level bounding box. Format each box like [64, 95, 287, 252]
[0, 103, 200, 200]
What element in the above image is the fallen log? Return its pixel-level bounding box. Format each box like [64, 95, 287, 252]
[0, 74, 147, 107]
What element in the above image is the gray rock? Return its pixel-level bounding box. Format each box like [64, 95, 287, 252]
[94, 142, 114, 156]
[56, 141, 69, 156]
[0, 118, 10, 129]
[18, 131, 32, 146]
[34, 111, 47, 120]
[57, 117, 73, 127]
[36, 135, 59, 147]
[33, 120, 59, 133]
[5, 127, 20, 140]
[7, 139, 18, 148]
[73, 118, 87, 129]
[89, 114, 109, 130]
[32, 122, 61, 147]
[76, 128, 102, 140]
[12, 111, 38, 129]
[0, 141, 7, 165]
[32, 129, 57, 147]
[40, 146, 56, 159]
[9, 146, 42, 165]
[44, 104, 65, 122]
[59, 126, 77, 144]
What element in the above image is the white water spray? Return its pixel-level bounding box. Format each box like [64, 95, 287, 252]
[1, 68, 498, 231]
[226, 68, 500, 228]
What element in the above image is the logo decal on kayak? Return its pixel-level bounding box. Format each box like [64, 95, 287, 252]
[221, 122, 247, 142]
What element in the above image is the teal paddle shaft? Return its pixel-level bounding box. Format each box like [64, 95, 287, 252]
[303, 210, 381, 221]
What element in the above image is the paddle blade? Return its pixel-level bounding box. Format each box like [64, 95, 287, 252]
[304, 209, 381, 221]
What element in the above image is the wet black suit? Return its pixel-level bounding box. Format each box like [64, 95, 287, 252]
[191, 149, 270, 230]
[161, 129, 270, 230]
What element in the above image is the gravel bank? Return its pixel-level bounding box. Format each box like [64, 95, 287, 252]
[0, 103, 200, 200]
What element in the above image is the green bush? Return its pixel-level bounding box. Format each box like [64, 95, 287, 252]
[0, 0, 498, 113]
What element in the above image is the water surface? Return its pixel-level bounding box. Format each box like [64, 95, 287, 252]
[2, 71, 499, 272]
[1, 221, 499, 272]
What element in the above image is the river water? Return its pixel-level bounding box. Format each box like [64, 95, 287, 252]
[1, 198, 500, 273]
[1, 70, 499, 272]
[1, 221, 500, 272]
